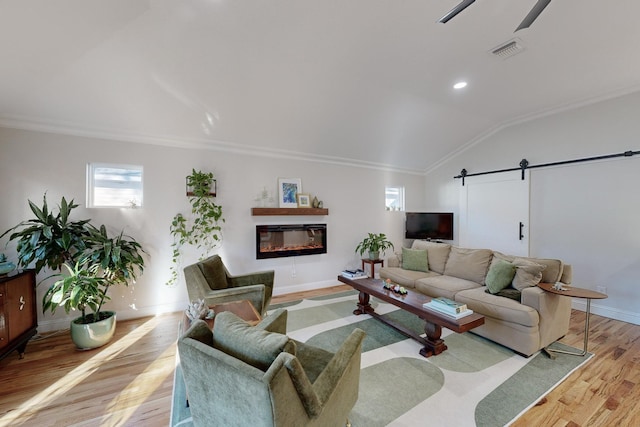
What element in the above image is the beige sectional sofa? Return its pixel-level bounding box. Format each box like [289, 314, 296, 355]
[379, 240, 573, 357]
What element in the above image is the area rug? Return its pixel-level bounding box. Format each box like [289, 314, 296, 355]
[171, 291, 592, 426]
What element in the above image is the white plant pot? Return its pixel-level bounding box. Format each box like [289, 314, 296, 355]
[70, 311, 116, 350]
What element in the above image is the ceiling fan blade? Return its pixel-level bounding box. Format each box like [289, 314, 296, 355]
[438, 0, 476, 24]
[515, 0, 552, 31]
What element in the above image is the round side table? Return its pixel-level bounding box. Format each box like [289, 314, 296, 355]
[537, 282, 607, 357]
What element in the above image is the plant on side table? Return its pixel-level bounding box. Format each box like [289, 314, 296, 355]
[355, 232, 395, 260]
[168, 169, 224, 286]
[0, 194, 146, 349]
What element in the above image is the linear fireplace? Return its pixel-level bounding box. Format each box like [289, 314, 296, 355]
[256, 224, 327, 259]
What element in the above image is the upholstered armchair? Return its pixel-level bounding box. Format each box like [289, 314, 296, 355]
[183, 255, 275, 316]
[177, 309, 366, 427]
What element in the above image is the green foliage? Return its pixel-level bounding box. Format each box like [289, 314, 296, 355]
[355, 233, 395, 257]
[0, 194, 90, 273]
[84, 224, 145, 287]
[43, 262, 107, 322]
[1, 194, 146, 323]
[168, 169, 225, 285]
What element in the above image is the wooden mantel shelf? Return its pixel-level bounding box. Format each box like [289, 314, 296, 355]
[251, 207, 329, 216]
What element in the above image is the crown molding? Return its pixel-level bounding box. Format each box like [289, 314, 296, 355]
[425, 84, 640, 175]
[0, 114, 426, 176]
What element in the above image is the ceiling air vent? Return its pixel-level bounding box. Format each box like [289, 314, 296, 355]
[490, 38, 525, 60]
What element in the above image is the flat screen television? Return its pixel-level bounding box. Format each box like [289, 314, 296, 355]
[405, 212, 454, 240]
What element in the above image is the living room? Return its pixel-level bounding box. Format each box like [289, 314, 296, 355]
[1, 1, 640, 426]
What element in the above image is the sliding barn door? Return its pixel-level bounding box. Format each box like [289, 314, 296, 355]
[459, 171, 530, 257]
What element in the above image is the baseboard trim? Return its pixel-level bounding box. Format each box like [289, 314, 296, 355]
[571, 299, 640, 326]
[35, 301, 189, 333]
[272, 280, 338, 296]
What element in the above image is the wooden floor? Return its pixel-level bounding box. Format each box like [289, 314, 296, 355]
[0, 284, 638, 427]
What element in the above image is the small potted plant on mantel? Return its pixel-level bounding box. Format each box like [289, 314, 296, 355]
[355, 233, 395, 260]
[0, 194, 146, 350]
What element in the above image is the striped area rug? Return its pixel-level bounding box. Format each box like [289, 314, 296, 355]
[172, 291, 592, 426]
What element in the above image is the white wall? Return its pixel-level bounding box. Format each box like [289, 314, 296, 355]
[0, 127, 425, 331]
[424, 91, 640, 325]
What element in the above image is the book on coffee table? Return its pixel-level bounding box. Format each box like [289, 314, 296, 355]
[341, 269, 366, 279]
[423, 301, 474, 319]
[430, 297, 468, 314]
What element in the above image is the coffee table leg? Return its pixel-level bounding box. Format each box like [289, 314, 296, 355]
[354, 291, 374, 315]
[419, 320, 448, 358]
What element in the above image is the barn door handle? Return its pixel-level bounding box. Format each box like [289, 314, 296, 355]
[519, 222, 524, 241]
[19, 296, 25, 310]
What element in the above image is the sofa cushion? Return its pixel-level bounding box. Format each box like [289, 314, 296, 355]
[198, 256, 228, 290]
[415, 275, 482, 300]
[526, 257, 564, 283]
[401, 247, 429, 272]
[379, 267, 438, 288]
[455, 287, 539, 328]
[443, 247, 493, 285]
[512, 258, 546, 291]
[212, 311, 295, 371]
[490, 251, 515, 269]
[485, 259, 517, 294]
[411, 241, 451, 274]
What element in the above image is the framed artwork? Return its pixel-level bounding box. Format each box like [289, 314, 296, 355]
[297, 193, 311, 207]
[278, 178, 302, 208]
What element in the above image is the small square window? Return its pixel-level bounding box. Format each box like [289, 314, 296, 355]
[87, 163, 143, 208]
[385, 186, 404, 211]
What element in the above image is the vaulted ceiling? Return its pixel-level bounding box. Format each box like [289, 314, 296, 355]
[1, 1, 639, 173]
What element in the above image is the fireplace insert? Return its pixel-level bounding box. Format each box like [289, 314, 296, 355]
[256, 224, 327, 259]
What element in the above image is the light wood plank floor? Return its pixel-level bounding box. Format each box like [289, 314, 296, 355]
[0, 284, 638, 426]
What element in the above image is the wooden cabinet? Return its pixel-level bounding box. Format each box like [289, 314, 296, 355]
[0, 270, 38, 360]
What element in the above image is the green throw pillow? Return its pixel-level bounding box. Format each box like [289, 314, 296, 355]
[402, 247, 429, 272]
[212, 311, 295, 371]
[485, 259, 517, 294]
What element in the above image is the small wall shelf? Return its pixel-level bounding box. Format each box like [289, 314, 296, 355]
[251, 208, 329, 216]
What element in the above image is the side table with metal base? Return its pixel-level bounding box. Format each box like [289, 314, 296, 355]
[538, 282, 607, 358]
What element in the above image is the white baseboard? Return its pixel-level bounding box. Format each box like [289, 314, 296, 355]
[272, 280, 339, 296]
[571, 299, 640, 326]
[35, 301, 190, 333]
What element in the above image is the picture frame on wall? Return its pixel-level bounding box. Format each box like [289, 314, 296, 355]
[278, 178, 302, 208]
[297, 193, 311, 207]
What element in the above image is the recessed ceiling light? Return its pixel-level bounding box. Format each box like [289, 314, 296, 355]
[453, 81, 468, 90]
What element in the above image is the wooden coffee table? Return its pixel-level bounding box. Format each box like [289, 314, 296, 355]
[181, 299, 261, 333]
[338, 275, 484, 357]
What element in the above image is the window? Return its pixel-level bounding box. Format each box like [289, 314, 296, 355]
[87, 163, 143, 208]
[385, 186, 404, 211]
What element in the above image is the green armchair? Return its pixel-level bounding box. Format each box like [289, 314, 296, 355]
[183, 255, 275, 316]
[177, 309, 366, 427]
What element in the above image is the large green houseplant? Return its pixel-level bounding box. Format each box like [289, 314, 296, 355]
[168, 169, 224, 285]
[355, 233, 395, 260]
[0, 194, 146, 349]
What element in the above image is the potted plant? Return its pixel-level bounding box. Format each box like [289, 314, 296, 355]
[0, 194, 146, 349]
[355, 233, 395, 260]
[168, 169, 224, 285]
